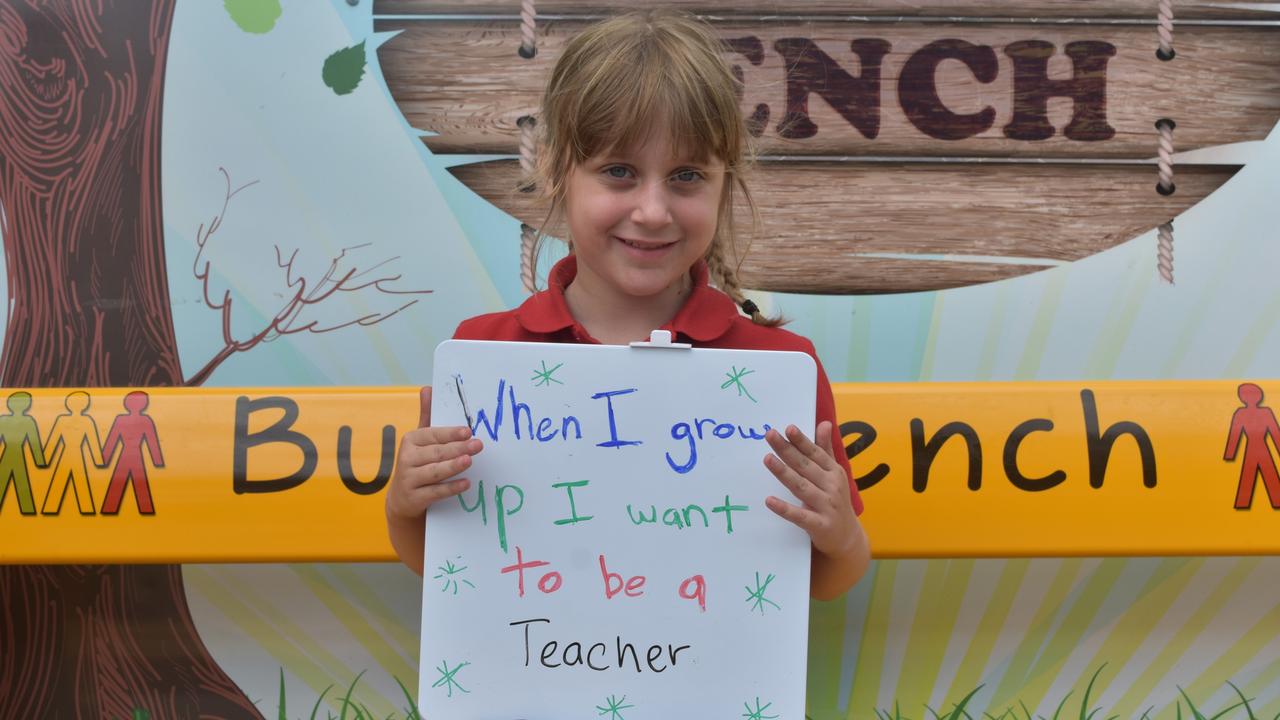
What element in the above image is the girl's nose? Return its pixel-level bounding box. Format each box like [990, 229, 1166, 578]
[630, 181, 673, 228]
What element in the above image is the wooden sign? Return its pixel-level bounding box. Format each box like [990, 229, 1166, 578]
[371, 2, 1278, 294]
[376, 21, 1280, 159]
[2, 380, 1278, 563]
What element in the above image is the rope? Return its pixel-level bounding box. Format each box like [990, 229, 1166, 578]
[517, 1, 538, 293]
[1156, 119, 1175, 197]
[1156, 0, 1175, 61]
[519, 116, 535, 178]
[1154, 1, 1176, 283]
[1155, 119, 1176, 284]
[519, 0, 537, 58]
[518, 116, 537, 294]
[1157, 222, 1174, 284]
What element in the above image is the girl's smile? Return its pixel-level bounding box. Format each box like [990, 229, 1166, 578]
[614, 234, 678, 256]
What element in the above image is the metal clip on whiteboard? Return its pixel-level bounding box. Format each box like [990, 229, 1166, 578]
[629, 329, 692, 349]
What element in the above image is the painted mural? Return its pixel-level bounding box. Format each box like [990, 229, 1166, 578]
[0, 0, 1278, 718]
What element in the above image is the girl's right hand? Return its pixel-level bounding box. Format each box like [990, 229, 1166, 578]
[385, 386, 484, 574]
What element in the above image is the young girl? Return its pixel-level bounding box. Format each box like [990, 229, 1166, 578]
[386, 10, 870, 601]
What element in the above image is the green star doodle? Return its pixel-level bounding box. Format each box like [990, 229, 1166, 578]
[596, 694, 634, 719]
[721, 365, 757, 403]
[531, 360, 565, 387]
[431, 660, 470, 698]
[432, 557, 476, 595]
[745, 572, 781, 615]
[742, 697, 780, 719]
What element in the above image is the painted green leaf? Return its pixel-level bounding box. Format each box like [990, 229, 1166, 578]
[322, 40, 367, 96]
[223, 0, 282, 34]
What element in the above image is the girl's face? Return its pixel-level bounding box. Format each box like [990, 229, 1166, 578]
[563, 127, 726, 302]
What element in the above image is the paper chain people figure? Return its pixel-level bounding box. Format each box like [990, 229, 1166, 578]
[1224, 382, 1280, 510]
[42, 391, 105, 514]
[100, 391, 165, 515]
[0, 392, 46, 514]
[0, 391, 163, 516]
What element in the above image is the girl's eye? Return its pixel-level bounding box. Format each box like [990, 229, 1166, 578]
[604, 166, 631, 179]
[672, 169, 703, 183]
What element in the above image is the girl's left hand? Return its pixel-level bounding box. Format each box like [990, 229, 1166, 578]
[762, 421, 859, 557]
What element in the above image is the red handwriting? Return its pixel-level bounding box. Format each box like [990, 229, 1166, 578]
[599, 554, 646, 599]
[500, 546, 562, 597]
[499, 547, 710, 609]
[678, 575, 707, 612]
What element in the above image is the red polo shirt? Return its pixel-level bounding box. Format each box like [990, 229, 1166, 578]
[454, 255, 863, 516]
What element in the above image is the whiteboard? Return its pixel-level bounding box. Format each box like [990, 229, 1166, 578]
[420, 338, 817, 719]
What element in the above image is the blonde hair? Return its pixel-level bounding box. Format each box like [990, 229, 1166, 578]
[522, 9, 780, 326]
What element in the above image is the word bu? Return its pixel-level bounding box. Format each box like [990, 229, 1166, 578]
[728, 37, 1116, 141]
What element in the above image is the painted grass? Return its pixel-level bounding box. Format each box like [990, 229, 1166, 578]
[123, 665, 1277, 720]
[261, 669, 420, 720]
[851, 667, 1277, 720]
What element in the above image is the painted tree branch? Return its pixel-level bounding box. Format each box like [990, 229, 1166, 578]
[185, 168, 432, 386]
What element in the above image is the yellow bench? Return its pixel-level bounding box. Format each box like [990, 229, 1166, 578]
[0, 380, 1273, 562]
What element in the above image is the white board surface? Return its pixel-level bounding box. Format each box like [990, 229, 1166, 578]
[419, 338, 817, 719]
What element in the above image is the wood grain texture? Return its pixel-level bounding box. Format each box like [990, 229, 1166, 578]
[448, 159, 1239, 293]
[375, 0, 1280, 19]
[375, 20, 1280, 158]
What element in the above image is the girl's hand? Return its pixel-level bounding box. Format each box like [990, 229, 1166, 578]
[762, 421, 860, 558]
[385, 386, 484, 574]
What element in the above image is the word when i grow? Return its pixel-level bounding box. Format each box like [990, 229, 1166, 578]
[468, 379, 773, 473]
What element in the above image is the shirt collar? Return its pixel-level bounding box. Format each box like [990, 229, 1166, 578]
[513, 255, 739, 343]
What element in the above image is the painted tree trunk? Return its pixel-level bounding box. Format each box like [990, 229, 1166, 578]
[0, 2, 260, 717]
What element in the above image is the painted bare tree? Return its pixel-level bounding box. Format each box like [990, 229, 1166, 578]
[185, 168, 428, 387]
[0, 1, 424, 716]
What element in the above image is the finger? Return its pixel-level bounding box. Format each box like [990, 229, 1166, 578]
[403, 437, 483, 469]
[403, 424, 472, 448]
[765, 427, 821, 481]
[815, 420, 836, 460]
[814, 422, 851, 498]
[418, 386, 432, 429]
[785, 424, 841, 475]
[417, 477, 472, 507]
[764, 453, 826, 508]
[764, 495, 824, 532]
[398, 451, 475, 492]
[417, 452, 476, 488]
